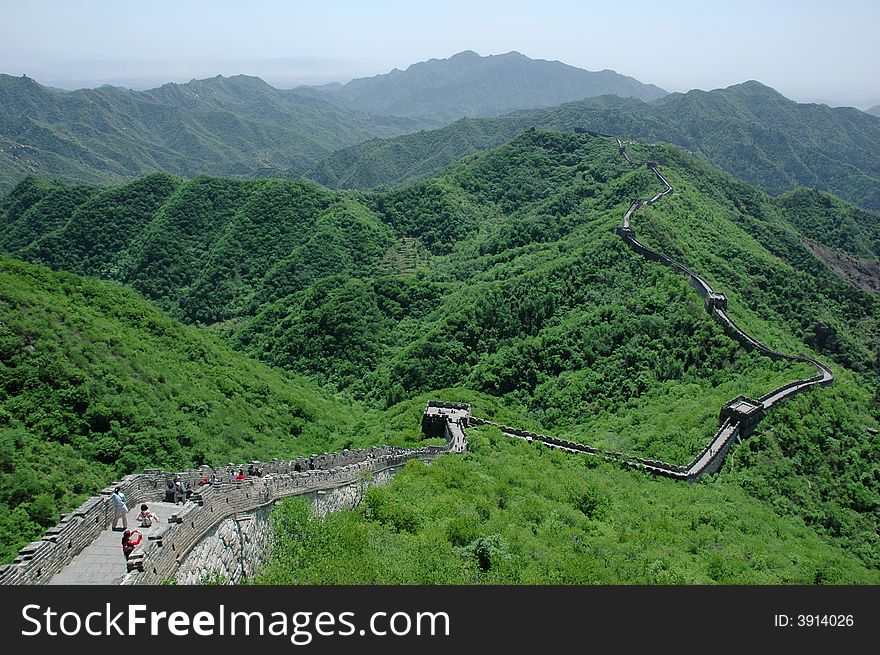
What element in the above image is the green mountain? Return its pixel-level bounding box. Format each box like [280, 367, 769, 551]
[299, 81, 880, 212]
[0, 73, 429, 195]
[307, 50, 667, 122]
[2, 131, 878, 576]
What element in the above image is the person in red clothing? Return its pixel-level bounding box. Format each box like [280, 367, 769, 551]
[122, 529, 142, 560]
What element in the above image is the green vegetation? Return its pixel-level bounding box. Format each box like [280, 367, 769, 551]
[0, 254, 432, 562]
[0, 73, 430, 195]
[257, 423, 878, 584]
[300, 81, 880, 213]
[2, 130, 877, 579]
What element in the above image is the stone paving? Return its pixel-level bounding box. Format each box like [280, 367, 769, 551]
[48, 501, 183, 585]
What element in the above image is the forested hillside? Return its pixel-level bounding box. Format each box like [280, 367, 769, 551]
[300, 81, 880, 212]
[2, 131, 877, 576]
[0, 73, 429, 195]
[0, 255, 418, 562]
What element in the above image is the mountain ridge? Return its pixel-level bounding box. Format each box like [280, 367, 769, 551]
[2, 130, 878, 576]
[306, 50, 667, 122]
[0, 72, 432, 194]
[298, 80, 880, 212]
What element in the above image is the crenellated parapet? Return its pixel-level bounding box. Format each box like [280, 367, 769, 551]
[122, 444, 451, 585]
[0, 439, 458, 585]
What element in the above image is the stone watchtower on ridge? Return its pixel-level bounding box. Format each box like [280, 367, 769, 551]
[422, 401, 470, 453]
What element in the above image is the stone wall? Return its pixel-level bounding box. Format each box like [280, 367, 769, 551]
[0, 438, 455, 586]
[120, 447, 450, 586]
[175, 506, 273, 586]
[174, 467, 398, 585]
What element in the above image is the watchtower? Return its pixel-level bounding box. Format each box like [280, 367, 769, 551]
[421, 401, 471, 437]
[705, 291, 728, 312]
[719, 396, 764, 438]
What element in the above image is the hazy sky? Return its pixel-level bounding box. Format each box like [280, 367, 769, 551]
[1, 0, 878, 107]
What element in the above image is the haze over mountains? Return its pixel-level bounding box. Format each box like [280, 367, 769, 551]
[301, 50, 668, 122]
[2, 50, 879, 217]
[0, 51, 669, 194]
[2, 34, 880, 585]
[0, 72, 429, 193]
[300, 81, 880, 213]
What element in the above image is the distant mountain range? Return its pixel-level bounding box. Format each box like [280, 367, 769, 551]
[299, 81, 880, 212]
[300, 50, 668, 122]
[866, 105, 880, 117]
[0, 52, 667, 194]
[0, 73, 430, 194]
[2, 53, 879, 212]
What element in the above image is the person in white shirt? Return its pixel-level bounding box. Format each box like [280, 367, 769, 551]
[110, 487, 128, 530]
[137, 504, 160, 528]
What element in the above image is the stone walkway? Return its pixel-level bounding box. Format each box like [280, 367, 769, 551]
[48, 501, 182, 585]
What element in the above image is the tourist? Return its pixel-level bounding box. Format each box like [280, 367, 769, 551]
[109, 487, 128, 531]
[173, 476, 186, 504]
[235, 467, 246, 480]
[122, 529, 141, 560]
[137, 504, 160, 528]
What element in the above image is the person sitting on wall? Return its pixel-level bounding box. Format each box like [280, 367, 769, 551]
[235, 467, 246, 480]
[137, 504, 160, 528]
[164, 482, 175, 503]
[122, 529, 141, 560]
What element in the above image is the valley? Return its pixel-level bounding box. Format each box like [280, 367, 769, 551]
[1, 129, 877, 583]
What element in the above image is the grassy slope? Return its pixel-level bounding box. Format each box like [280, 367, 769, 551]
[257, 420, 878, 584]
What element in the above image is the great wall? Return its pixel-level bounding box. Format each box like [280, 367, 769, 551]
[0, 136, 834, 585]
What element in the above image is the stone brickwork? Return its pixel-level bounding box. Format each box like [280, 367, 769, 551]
[1, 436, 458, 586]
[175, 507, 273, 586]
[174, 467, 399, 585]
[121, 448, 447, 585]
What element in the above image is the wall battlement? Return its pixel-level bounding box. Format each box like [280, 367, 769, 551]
[1, 436, 461, 585]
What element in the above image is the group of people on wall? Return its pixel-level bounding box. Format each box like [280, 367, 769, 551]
[110, 462, 268, 562]
[110, 487, 160, 561]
